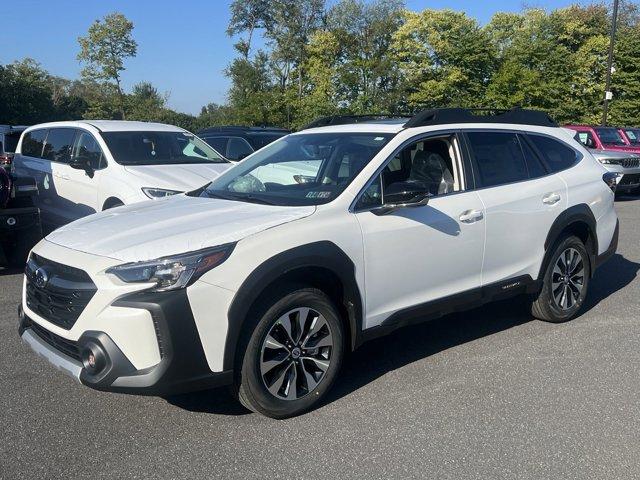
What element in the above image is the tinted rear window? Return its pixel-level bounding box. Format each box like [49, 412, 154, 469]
[43, 128, 76, 163]
[21, 129, 47, 158]
[467, 132, 529, 187]
[528, 134, 580, 172]
[247, 132, 287, 149]
[3, 131, 22, 153]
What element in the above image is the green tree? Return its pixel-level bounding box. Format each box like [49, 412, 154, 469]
[326, 0, 405, 113]
[392, 9, 495, 110]
[77, 12, 138, 119]
[227, 0, 273, 59]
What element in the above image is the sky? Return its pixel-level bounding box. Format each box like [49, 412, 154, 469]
[2, 0, 595, 115]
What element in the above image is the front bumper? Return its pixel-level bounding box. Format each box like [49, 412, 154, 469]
[19, 289, 233, 396]
[602, 164, 640, 192]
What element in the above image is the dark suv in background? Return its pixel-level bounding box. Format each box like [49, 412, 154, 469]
[0, 125, 28, 168]
[198, 126, 290, 161]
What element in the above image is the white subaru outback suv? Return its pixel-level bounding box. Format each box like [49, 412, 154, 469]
[13, 121, 230, 230]
[18, 109, 619, 418]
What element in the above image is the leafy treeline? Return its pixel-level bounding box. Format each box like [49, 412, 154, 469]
[2, 2, 640, 130]
[225, 0, 640, 127]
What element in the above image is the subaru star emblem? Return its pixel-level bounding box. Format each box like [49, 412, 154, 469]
[34, 267, 49, 289]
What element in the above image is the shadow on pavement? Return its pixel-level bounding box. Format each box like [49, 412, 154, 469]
[0, 267, 22, 277]
[582, 253, 639, 312]
[164, 386, 250, 416]
[165, 254, 639, 416]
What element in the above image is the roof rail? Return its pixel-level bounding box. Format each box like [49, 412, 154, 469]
[301, 114, 411, 130]
[403, 108, 558, 129]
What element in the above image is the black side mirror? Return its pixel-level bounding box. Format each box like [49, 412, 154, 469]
[586, 138, 595, 148]
[373, 180, 431, 215]
[70, 157, 95, 178]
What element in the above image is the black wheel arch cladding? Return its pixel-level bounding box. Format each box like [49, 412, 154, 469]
[224, 241, 363, 371]
[542, 203, 598, 278]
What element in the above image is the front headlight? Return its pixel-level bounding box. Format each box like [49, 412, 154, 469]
[142, 187, 182, 199]
[106, 244, 235, 291]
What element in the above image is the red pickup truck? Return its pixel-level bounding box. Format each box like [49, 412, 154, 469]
[565, 125, 640, 154]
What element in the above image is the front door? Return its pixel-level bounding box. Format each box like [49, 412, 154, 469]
[353, 133, 485, 328]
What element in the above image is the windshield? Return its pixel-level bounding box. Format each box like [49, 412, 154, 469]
[624, 128, 640, 145]
[200, 132, 393, 206]
[101, 131, 228, 165]
[595, 127, 626, 146]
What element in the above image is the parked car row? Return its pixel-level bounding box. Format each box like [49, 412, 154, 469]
[15, 108, 619, 418]
[565, 124, 640, 194]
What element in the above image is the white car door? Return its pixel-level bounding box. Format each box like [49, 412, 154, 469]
[43, 127, 86, 226]
[62, 129, 103, 218]
[14, 129, 60, 226]
[464, 130, 568, 286]
[353, 133, 486, 328]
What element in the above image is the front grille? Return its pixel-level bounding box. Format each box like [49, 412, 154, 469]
[30, 322, 81, 362]
[621, 158, 640, 168]
[25, 253, 97, 330]
[620, 173, 640, 186]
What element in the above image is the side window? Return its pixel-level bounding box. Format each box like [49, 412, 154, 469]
[72, 131, 104, 169]
[466, 132, 528, 187]
[576, 131, 594, 148]
[355, 135, 461, 210]
[518, 135, 547, 178]
[227, 137, 254, 160]
[21, 129, 47, 158]
[202, 136, 228, 156]
[528, 134, 580, 173]
[43, 128, 76, 163]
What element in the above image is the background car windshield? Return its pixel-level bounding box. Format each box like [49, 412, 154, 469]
[101, 131, 227, 165]
[202, 133, 392, 206]
[624, 128, 640, 144]
[595, 127, 626, 145]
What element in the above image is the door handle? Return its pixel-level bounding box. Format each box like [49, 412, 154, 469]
[459, 209, 484, 223]
[542, 192, 561, 205]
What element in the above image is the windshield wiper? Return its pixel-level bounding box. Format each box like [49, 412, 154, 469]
[203, 190, 278, 205]
[225, 192, 278, 205]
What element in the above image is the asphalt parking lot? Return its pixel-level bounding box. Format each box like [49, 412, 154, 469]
[1, 197, 639, 480]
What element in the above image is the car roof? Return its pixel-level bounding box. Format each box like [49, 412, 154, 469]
[23, 120, 186, 133]
[199, 126, 290, 135]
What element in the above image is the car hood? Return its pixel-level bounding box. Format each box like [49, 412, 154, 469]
[46, 195, 315, 262]
[600, 144, 640, 154]
[123, 163, 231, 191]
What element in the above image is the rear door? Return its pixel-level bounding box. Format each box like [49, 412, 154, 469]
[41, 128, 80, 226]
[14, 129, 61, 227]
[463, 130, 567, 286]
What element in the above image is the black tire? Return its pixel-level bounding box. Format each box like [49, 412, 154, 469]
[234, 287, 345, 419]
[531, 235, 591, 323]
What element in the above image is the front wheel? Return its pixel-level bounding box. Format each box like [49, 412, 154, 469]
[531, 235, 591, 323]
[235, 288, 344, 419]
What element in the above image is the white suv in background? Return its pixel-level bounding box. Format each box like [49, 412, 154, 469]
[18, 109, 619, 418]
[13, 121, 230, 230]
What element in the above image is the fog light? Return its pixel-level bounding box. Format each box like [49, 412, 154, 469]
[81, 343, 106, 374]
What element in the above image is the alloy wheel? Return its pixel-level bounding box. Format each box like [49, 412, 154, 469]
[260, 307, 333, 401]
[551, 247, 585, 310]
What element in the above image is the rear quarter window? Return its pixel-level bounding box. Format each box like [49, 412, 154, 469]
[528, 134, 581, 173]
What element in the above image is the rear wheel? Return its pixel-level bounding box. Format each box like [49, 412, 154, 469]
[235, 288, 344, 419]
[531, 235, 590, 323]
